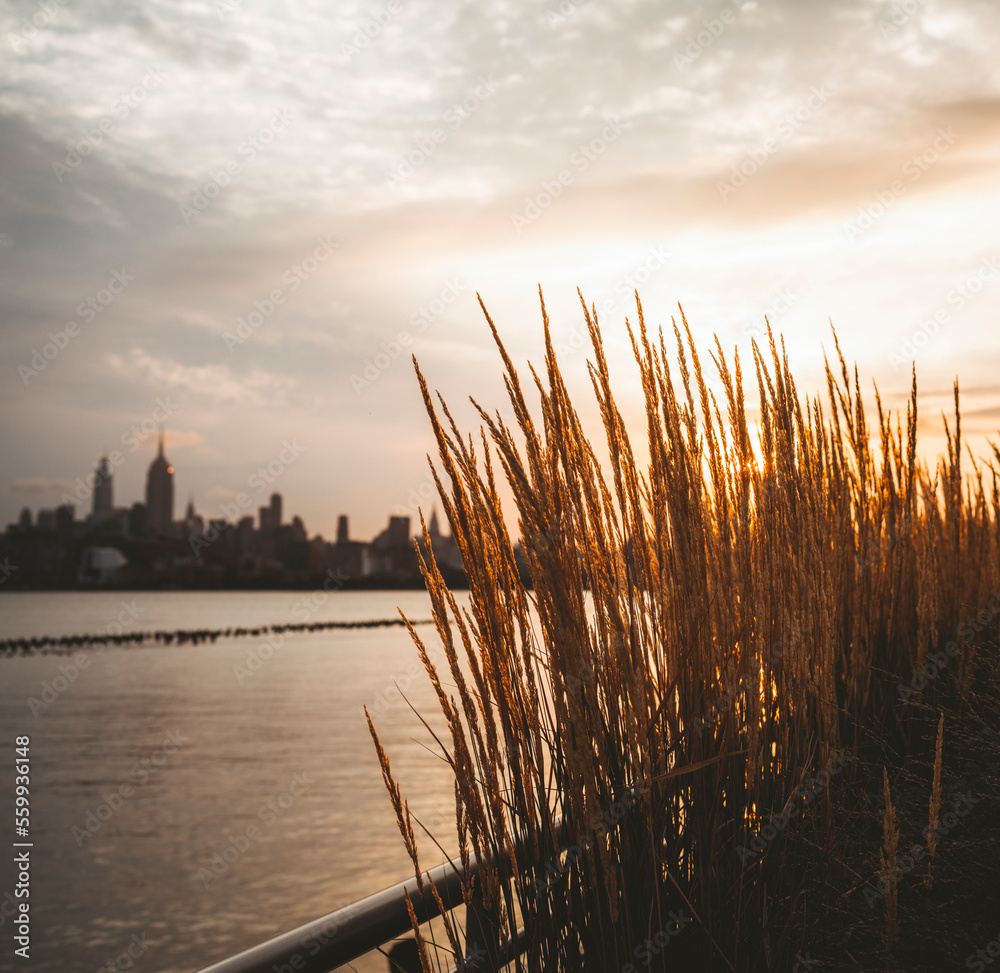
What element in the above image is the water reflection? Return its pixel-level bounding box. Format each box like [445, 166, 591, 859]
[0, 590, 466, 973]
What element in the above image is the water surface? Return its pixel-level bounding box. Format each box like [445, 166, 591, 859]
[0, 590, 467, 973]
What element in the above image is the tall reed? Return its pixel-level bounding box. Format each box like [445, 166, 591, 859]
[367, 290, 1000, 971]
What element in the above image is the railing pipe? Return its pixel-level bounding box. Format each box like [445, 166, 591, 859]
[194, 852, 475, 973]
[195, 817, 566, 973]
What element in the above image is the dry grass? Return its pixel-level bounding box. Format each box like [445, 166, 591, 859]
[925, 711, 944, 888]
[880, 767, 898, 964]
[366, 290, 1000, 972]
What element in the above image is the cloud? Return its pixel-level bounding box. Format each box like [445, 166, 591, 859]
[202, 486, 239, 502]
[960, 405, 1000, 421]
[5, 478, 77, 497]
[2, 0, 1000, 537]
[106, 348, 298, 408]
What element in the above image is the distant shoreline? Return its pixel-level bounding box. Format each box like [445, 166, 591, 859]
[0, 576, 471, 593]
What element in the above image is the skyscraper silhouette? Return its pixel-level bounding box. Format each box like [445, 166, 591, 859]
[145, 432, 175, 536]
[92, 456, 113, 522]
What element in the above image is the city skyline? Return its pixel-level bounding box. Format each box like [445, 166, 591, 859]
[10, 431, 447, 548]
[4, 427, 466, 588]
[3, 0, 1000, 544]
[5, 417, 449, 542]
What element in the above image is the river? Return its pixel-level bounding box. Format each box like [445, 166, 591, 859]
[0, 590, 467, 973]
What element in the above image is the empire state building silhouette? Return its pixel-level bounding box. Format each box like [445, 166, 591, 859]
[145, 432, 174, 536]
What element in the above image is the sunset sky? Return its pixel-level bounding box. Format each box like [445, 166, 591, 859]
[2, 0, 999, 540]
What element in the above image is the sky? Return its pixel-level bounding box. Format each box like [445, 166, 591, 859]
[2, 0, 999, 542]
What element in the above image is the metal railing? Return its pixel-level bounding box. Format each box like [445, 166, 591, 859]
[193, 824, 556, 973]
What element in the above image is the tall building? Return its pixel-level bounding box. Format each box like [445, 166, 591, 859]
[128, 502, 147, 536]
[331, 513, 364, 578]
[426, 507, 464, 572]
[145, 432, 175, 536]
[288, 515, 307, 543]
[182, 497, 204, 540]
[235, 516, 255, 555]
[257, 494, 283, 560]
[367, 515, 416, 578]
[92, 456, 113, 522]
